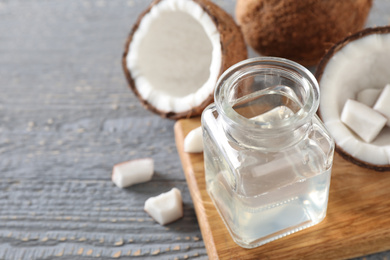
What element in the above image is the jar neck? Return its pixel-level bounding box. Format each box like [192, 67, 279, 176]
[214, 57, 319, 150]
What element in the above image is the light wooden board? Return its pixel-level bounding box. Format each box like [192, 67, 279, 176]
[175, 117, 390, 260]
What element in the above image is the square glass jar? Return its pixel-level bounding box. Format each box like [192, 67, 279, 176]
[201, 57, 335, 248]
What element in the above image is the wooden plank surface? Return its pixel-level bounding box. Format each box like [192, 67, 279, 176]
[0, 0, 389, 259]
[175, 117, 390, 260]
[0, 1, 209, 259]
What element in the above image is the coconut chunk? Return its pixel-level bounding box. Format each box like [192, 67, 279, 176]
[144, 188, 183, 225]
[341, 99, 387, 143]
[251, 106, 294, 123]
[112, 158, 154, 188]
[373, 84, 390, 126]
[184, 126, 203, 153]
[357, 88, 381, 107]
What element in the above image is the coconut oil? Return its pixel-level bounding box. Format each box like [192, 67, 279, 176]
[201, 57, 334, 248]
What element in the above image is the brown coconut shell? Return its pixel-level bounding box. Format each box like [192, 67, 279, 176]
[235, 0, 373, 66]
[122, 0, 247, 120]
[316, 26, 390, 172]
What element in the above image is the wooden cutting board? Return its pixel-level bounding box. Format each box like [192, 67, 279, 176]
[174, 117, 390, 260]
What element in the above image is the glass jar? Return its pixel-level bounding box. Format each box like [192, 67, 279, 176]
[201, 57, 335, 249]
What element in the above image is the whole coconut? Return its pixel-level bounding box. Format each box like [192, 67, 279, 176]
[236, 0, 373, 66]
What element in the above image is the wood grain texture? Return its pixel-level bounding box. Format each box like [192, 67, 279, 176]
[0, 0, 390, 259]
[0, 1, 209, 259]
[175, 117, 390, 260]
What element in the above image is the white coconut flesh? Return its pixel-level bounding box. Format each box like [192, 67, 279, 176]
[319, 33, 390, 165]
[126, 0, 222, 114]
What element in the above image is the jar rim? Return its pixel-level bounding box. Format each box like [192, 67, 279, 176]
[214, 57, 320, 133]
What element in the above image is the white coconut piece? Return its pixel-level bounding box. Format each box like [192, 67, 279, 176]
[184, 126, 203, 153]
[341, 99, 387, 143]
[251, 106, 294, 123]
[144, 188, 183, 225]
[356, 88, 381, 107]
[112, 158, 154, 188]
[373, 84, 390, 126]
[318, 30, 390, 166]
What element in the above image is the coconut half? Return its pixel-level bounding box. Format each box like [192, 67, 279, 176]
[123, 0, 247, 119]
[316, 26, 390, 171]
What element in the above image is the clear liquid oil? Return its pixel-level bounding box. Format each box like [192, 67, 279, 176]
[202, 87, 334, 248]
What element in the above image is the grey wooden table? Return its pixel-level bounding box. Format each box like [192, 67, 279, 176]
[1, 0, 390, 259]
